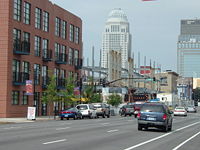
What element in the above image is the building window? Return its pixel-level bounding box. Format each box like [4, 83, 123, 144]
[34, 36, 41, 56]
[60, 69, 66, 79]
[23, 32, 30, 42]
[68, 48, 73, 65]
[42, 65, 48, 86]
[22, 61, 29, 74]
[74, 50, 79, 66]
[61, 45, 66, 62]
[13, 29, 21, 51]
[13, 28, 21, 40]
[55, 43, 60, 59]
[34, 64, 40, 85]
[69, 24, 74, 42]
[61, 20, 67, 39]
[35, 7, 42, 29]
[12, 91, 19, 105]
[55, 17, 61, 37]
[12, 59, 20, 82]
[42, 39, 49, 58]
[43, 11, 49, 32]
[13, 0, 22, 21]
[23, 2, 31, 24]
[75, 27, 79, 44]
[22, 91, 28, 105]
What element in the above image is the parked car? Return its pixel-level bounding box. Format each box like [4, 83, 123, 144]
[133, 103, 144, 118]
[187, 106, 197, 113]
[59, 107, 82, 120]
[92, 103, 110, 118]
[76, 104, 97, 119]
[137, 103, 173, 132]
[174, 106, 187, 116]
[119, 105, 134, 117]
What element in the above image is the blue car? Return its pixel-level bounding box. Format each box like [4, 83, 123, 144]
[137, 103, 173, 132]
[59, 107, 82, 120]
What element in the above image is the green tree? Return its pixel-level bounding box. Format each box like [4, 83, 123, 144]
[107, 94, 122, 107]
[90, 93, 102, 103]
[41, 75, 59, 117]
[82, 85, 94, 103]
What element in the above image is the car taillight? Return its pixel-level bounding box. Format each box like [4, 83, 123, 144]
[137, 113, 141, 118]
[163, 114, 167, 120]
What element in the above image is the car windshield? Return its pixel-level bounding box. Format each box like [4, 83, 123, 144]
[175, 107, 185, 110]
[66, 108, 76, 111]
[94, 105, 102, 108]
[78, 105, 88, 110]
[141, 105, 164, 113]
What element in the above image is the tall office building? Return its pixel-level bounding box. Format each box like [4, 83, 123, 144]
[101, 8, 132, 73]
[177, 19, 200, 77]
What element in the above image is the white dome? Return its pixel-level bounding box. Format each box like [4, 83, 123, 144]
[106, 8, 128, 23]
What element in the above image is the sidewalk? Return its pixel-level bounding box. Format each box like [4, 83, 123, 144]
[0, 116, 58, 124]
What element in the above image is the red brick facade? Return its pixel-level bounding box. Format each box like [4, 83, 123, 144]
[0, 0, 82, 117]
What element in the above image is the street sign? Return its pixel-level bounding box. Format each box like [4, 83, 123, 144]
[25, 80, 33, 95]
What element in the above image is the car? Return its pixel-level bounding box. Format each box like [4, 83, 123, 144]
[92, 103, 110, 118]
[174, 106, 187, 116]
[59, 107, 82, 120]
[133, 103, 144, 118]
[119, 105, 134, 117]
[137, 103, 173, 132]
[76, 104, 97, 119]
[187, 106, 197, 113]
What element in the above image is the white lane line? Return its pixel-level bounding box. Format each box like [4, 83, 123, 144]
[172, 131, 200, 150]
[107, 129, 119, 133]
[102, 123, 110, 126]
[4, 127, 22, 129]
[43, 139, 67, 145]
[56, 127, 70, 130]
[124, 121, 200, 150]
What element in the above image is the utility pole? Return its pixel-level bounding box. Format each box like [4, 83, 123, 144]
[92, 46, 95, 91]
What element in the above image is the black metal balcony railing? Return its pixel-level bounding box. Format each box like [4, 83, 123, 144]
[42, 49, 52, 62]
[75, 58, 83, 70]
[42, 76, 49, 89]
[56, 78, 66, 89]
[55, 53, 67, 64]
[13, 39, 30, 55]
[13, 72, 30, 85]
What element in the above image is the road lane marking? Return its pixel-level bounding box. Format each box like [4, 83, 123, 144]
[172, 131, 200, 150]
[124, 121, 200, 150]
[102, 123, 110, 126]
[56, 127, 70, 130]
[107, 129, 119, 133]
[43, 139, 67, 145]
[4, 127, 22, 129]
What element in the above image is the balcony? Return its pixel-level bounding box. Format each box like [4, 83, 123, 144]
[42, 76, 49, 89]
[13, 72, 30, 85]
[56, 78, 66, 90]
[13, 39, 30, 55]
[42, 49, 52, 62]
[75, 58, 83, 70]
[55, 53, 67, 64]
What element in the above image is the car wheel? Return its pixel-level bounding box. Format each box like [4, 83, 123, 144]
[134, 114, 137, 118]
[67, 118, 69, 120]
[163, 125, 168, 132]
[125, 114, 127, 117]
[168, 124, 172, 131]
[60, 117, 64, 120]
[89, 114, 93, 119]
[129, 114, 132, 116]
[102, 114, 105, 118]
[138, 124, 142, 131]
[107, 115, 110, 118]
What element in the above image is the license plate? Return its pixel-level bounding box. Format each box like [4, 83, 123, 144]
[147, 117, 156, 121]
[64, 114, 68, 117]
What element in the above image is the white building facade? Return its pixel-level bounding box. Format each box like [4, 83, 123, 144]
[101, 8, 132, 82]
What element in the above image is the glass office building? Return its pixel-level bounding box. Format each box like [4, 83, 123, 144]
[177, 20, 200, 77]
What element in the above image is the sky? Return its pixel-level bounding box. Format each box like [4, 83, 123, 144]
[50, 0, 200, 72]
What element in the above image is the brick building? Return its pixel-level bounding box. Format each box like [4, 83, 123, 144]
[0, 0, 82, 117]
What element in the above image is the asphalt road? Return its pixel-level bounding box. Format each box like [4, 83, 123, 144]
[0, 112, 200, 150]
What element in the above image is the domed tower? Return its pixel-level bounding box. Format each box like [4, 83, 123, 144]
[101, 8, 132, 81]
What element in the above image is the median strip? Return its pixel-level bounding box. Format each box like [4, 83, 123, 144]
[43, 139, 67, 145]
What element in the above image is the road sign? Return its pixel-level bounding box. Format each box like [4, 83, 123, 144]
[27, 107, 36, 120]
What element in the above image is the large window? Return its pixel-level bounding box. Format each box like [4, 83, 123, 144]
[68, 48, 73, 65]
[42, 39, 49, 58]
[23, 32, 30, 42]
[35, 8, 42, 29]
[55, 17, 61, 37]
[34, 64, 40, 85]
[60, 69, 66, 79]
[22, 91, 28, 105]
[13, 0, 22, 21]
[69, 24, 74, 42]
[75, 27, 80, 44]
[61, 20, 67, 39]
[22, 61, 29, 74]
[13, 28, 21, 40]
[61, 45, 66, 62]
[12, 91, 19, 105]
[74, 50, 79, 66]
[34, 36, 41, 56]
[23, 2, 31, 24]
[43, 11, 49, 32]
[55, 43, 60, 58]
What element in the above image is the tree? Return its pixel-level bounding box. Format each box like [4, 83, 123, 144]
[107, 94, 122, 107]
[82, 85, 94, 103]
[90, 93, 102, 103]
[41, 75, 59, 117]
